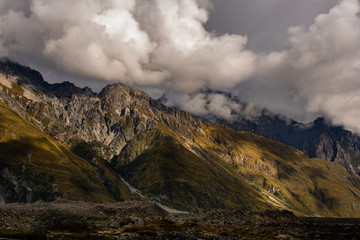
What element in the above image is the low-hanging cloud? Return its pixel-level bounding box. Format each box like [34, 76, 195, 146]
[163, 0, 360, 134]
[0, 0, 255, 91]
[1, 0, 360, 134]
[162, 91, 264, 123]
[255, 0, 360, 132]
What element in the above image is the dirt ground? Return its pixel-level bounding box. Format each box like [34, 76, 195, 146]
[1, 200, 360, 239]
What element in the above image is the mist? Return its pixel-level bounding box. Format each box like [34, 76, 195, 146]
[161, 91, 265, 123]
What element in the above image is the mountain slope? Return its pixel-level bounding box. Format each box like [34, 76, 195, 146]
[163, 89, 360, 175]
[113, 129, 271, 212]
[1, 59, 360, 217]
[0, 101, 133, 203]
[203, 125, 360, 217]
[112, 118, 360, 216]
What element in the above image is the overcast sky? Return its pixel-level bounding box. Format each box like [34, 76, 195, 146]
[1, 0, 360, 133]
[206, 0, 338, 52]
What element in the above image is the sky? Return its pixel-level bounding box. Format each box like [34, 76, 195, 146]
[206, 0, 338, 52]
[0, 0, 360, 133]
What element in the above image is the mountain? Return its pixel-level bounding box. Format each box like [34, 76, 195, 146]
[1, 59, 360, 217]
[161, 89, 360, 175]
[0, 101, 134, 204]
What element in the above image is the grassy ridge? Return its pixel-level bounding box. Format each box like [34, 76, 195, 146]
[113, 120, 360, 217]
[0, 101, 132, 203]
[200, 124, 360, 217]
[116, 131, 271, 212]
[2, 63, 360, 217]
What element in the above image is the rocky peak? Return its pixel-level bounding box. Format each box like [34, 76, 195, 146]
[3, 60, 360, 176]
[0, 59, 49, 92]
[100, 83, 136, 109]
[0, 60, 203, 161]
[313, 117, 326, 125]
[47, 81, 96, 99]
[201, 88, 239, 102]
[192, 90, 360, 175]
[4, 61, 360, 217]
[99, 83, 151, 105]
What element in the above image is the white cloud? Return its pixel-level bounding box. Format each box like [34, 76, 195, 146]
[0, 0, 255, 91]
[1, 0, 360, 134]
[162, 91, 264, 123]
[175, 0, 360, 133]
[267, 0, 360, 132]
[0, 24, 7, 57]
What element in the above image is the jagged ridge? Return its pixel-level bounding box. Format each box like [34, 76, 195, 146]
[166, 89, 360, 175]
[1, 59, 360, 217]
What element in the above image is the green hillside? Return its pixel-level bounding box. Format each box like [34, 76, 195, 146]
[113, 121, 360, 217]
[114, 129, 271, 212]
[1, 60, 360, 217]
[0, 101, 132, 203]
[202, 124, 360, 217]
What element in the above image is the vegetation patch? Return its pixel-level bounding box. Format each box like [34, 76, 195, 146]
[11, 82, 24, 96]
[49, 223, 89, 233]
[122, 226, 157, 236]
[0, 229, 46, 240]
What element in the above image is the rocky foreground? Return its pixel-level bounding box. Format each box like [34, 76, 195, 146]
[0, 200, 360, 239]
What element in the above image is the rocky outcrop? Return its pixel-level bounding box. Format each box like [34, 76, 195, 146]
[2, 60, 360, 217]
[0, 168, 35, 204]
[186, 89, 360, 175]
[0, 60, 199, 160]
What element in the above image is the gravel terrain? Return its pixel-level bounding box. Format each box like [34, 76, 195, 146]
[1, 200, 360, 239]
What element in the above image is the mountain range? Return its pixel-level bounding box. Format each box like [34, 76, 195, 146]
[160, 89, 360, 175]
[1, 59, 360, 217]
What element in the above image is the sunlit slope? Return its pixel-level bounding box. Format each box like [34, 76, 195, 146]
[114, 129, 272, 212]
[0, 102, 132, 203]
[113, 121, 360, 217]
[193, 90, 360, 175]
[2, 60, 360, 217]
[198, 123, 360, 217]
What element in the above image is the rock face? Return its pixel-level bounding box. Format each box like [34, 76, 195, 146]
[0, 100, 134, 204]
[177, 89, 360, 175]
[2, 59, 360, 217]
[0, 60, 196, 160]
[222, 115, 360, 174]
[0, 167, 35, 204]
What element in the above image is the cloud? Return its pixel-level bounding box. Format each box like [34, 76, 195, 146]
[291, 0, 360, 132]
[165, 0, 360, 134]
[0, 26, 7, 57]
[206, 0, 338, 52]
[1, 0, 360, 134]
[0, 0, 255, 91]
[256, 0, 360, 132]
[162, 91, 264, 123]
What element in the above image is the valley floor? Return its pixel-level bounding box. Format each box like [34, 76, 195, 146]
[0, 200, 360, 239]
